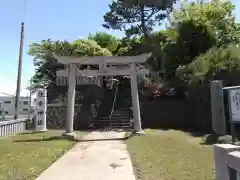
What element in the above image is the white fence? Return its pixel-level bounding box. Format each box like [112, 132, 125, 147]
[214, 144, 240, 180]
[0, 118, 29, 137]
[2, 115, 28, 121]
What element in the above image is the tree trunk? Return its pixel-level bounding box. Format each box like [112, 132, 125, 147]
[140, 4, 148, 41]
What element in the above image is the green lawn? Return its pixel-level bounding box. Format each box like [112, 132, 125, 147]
[126, 129, 215, 180]
[0, 130, 87, 180]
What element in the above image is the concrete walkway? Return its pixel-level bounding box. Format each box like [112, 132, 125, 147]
[36, 131, 136, 180]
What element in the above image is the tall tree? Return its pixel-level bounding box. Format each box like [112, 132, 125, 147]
[88, 32, 121, 55]
[161, 0, 239, 78]
[103, 0, 176, 39]
[29, 39, 112, 87]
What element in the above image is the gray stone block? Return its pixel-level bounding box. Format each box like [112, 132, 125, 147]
[210, 80, 227, 135]
[214, 144, 240, 180]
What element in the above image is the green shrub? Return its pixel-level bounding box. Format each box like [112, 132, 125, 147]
[177, 43, 240, 83]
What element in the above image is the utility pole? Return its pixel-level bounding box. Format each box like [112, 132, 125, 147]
[14, 22, 25, 119]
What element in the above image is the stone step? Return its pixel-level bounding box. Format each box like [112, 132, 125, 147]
[98, 115, 130, 118]
[100, 107, 131, 110]
[93, 122, 131, 126]
[93, 122, 131, 125]
[112, 109, 131, 112]
[92, 122, 131, 126]
[98, 114, 128, 117]
[115, 103, 131, 105]
[111, 115, 130, 118]
[99, 111, 130, 115]
[114, 107, 131, 110]
[98, 111, 130, 114]
[116, 100, 131, 103]
[96, 120, 130, 123]
[114, 109, 131, 112]
[112, 111, 131, 114]
[93, 119, 130, 122]
[98, 112, 130, 116]
[93, 121, 131, 124]
[94, 118, 130, 121]
[110, 115, 130, 118]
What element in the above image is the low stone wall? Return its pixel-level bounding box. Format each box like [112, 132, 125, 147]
[47, 104, 67, 129]
[47, 103, 99, 130]
[0, 118, 29, 137]
[46, 84, 104, 130]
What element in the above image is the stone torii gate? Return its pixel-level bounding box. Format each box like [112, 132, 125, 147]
[53, 53, 151, 138]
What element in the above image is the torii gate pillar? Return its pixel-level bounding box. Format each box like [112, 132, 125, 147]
[130, 63, 145, 135]
[63, 63, 77, 139]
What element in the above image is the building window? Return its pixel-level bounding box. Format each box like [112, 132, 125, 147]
[23, 101, 29, 105]
[4, 101, 11, 104]
[5, 111, 8, 115]
[22, 109, 28, 112]
[0, 111, 2, 116]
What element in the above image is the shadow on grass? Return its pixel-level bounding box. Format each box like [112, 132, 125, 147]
[76, 133, 133, 143]
[13, 131, 134, 143]
[155, 127, 239, 145]
[142, 126, 216, 145]
[13, 136, 72, 143]
[18, 131, 43, 135]
[149, 126, 208, 137]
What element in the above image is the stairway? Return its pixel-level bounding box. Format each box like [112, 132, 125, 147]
[92, 79, 132, 129]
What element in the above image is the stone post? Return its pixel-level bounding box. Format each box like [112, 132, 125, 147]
[130, 63, 145, 135]
[63, 63, 76, 138]
[213, 144, 240, 180]
[210, 80, 227, 135]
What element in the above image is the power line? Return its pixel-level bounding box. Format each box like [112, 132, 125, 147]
[0, 92, 14, 97]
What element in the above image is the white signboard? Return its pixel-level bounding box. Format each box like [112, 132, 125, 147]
[229, 88, 240, 122]
[34, 89, 47, 132]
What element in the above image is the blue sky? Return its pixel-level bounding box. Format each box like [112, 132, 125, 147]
[0, 0, 239, 96]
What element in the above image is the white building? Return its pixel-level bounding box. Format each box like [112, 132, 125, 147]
[0, 96, 34, 117]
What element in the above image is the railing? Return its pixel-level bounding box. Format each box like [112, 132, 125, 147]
[0, 118, 29, 137]
[109, 81, 119, 128]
